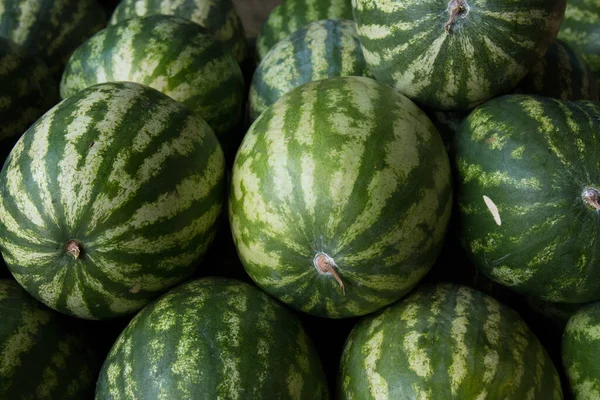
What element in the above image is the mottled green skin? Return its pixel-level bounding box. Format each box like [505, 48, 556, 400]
[96, 278, 329, 400]
[0, 82, 226, 319]
[455, 95, 600, 303]
[0, 0, 106, 77]
[339, 283, 563, 399]
[255, 0, 352, 61]
[250, 18, 371, 123]
[0, 38, 58, 160]
[558, 0, 600, 86]
[563, 303, 600, 399]
[517, 39, 598, 101]
[230, 76, 452, 318]
[352, 0, 566, 111]
[0, 279, 98, 398]
[109, 0, 247, 64]
[61, 15, 244, 148]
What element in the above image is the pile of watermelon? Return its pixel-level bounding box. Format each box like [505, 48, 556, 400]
[0, 0, 599, 398]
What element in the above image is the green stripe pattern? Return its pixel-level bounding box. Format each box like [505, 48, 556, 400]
[0, 37, 58, 158]
[517, 39, 598, 101]
[255, 0, 352, 61]
[0, 81, 226, 320]
[563, 302, 600, 400]
[0, 279, 98, 399]
[96, 278, 330, 399]
[352, 0, 566, 111]
[109, 0, 248, 64]
[249, 18, 371, 122]
[339, 283, 563, 399]
[0, 0, 106, 77]
[455, 94, 600, 303]
[558, 0, 600, 86]
[60, 14, 244, 148]
[230, 76, 452, 318]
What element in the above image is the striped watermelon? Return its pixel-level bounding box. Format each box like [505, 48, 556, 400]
[0, 279, 99, 398]
[563, 302, 600, 400]
[338, 283, 563, 399]
[0, 81, 226, 320]
[61, 14, 244, 147]
[249, 18, 371, 123]
[516, 39, 598, 101]
[351, 0, 566, 111]
[255, 0, 353, 62]
[455, 94, 600, 303]
[558, 0, 600, 85]
[109, 0, 248, 64]
[96, 277, 330, 399]
[0, 0, 107, 77]
[0, 37, 58, 161]
[230, 76, 452, 318]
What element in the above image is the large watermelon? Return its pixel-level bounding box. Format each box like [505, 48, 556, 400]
[351, 0, 566, 111]
[0, 0, 106, 77]
[249, 18, 371, 123]
[0, 81, 226, 320]
[563, 302, 600, 399]
[109, 0, 248, 64]
[338, 283, 563, 399]
[61, 14, 244, 148]
[0, 279, 99, 398]
[455, 94, 600, 303]
[96, 277, 330, 399]
[230, 76, 452, 318]
[255, 0, 353, 61]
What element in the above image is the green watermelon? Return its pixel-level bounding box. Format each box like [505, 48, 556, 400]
[351, 0, 566, 111]
[516, 39, 598, 101]
[455, 94, 600, 303]
[338, 283, 563, 399]
[230, 76, 452, 318]
[558, 0, 600, 85]
[249, 18, 371, 123]
[0, 81, 226, 320]
[0, 0, 106, 77]
[0, 37, 58, 161]
[96, 277, 330, 399]
[255, 0, 353, 62]
[563, 302, 600, 400]
[61, 14, 244, 148]
[0, 279, 99, 398]
[109, 0, 248, 64]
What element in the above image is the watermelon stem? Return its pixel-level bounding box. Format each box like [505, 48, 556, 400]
[314, 253, 345, 295]
[583, 187, 600, 210]
[445, 0, 469, 33]
[65, 240, 83, 260]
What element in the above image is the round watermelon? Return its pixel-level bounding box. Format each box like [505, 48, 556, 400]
[95, 277, 330, 399]
[338, 283, 563, 399]
[230, 76, 452, 318]
[0, 81, 226, 320]
[455, 94, 600, 303]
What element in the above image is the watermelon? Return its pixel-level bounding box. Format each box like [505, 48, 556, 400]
[95, 277, 330, 399]
[563, 302, 600, 400]
[338, 283, 563, 399]
[0, 0, 107, 77]
[0, 37, 58, 162]
[230, 76, 452, 318]
[455, 94, 600, 303]
[109, 0, 248, 64]
[0, 279, 99, 398]
[255, 0, 353, 62]
[60, 14, 244, 148]
[249, 18, 371, 123]
[516, 39, 598, 101]
[558, 0, 600, 85]
[351, 0, 566, 111]
[0, 81, 226, 320]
